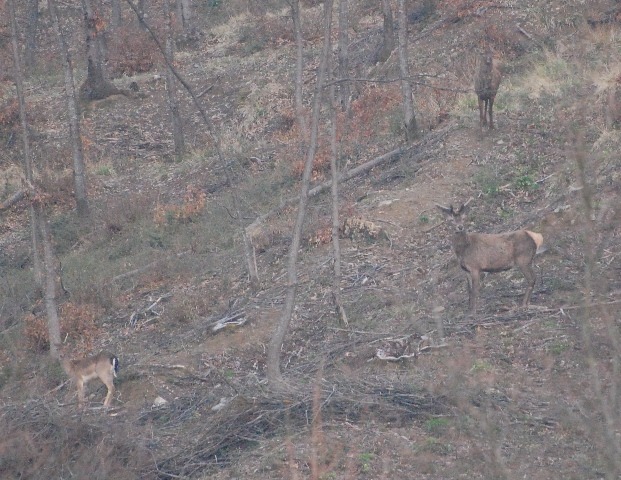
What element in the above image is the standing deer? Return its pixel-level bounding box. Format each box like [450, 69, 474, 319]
[436, 200, 544, 313]
[60, 350, 119, 408]
[474, 50, 502, 130]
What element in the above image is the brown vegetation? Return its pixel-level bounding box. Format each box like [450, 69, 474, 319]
[2, 0, 621, 478]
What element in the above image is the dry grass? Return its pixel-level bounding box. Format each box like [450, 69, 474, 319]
[2, 0, 621, 478]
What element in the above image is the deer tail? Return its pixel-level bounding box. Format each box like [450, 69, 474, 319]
[525, 230, 545, 253]
[112, 356, 119, 377]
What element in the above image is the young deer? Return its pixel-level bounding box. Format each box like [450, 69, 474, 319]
[474, 50, 502, 130]
[436, 200, 544, 313]
[60, 350, 119, 408]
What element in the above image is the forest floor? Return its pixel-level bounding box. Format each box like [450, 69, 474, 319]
[1, 0, 621, 478]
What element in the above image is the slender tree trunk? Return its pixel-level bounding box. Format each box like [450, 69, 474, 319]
[10, 0, 59, 358]
[137, 0, 148, 28]
[397, 0, 418, 142]
[49, 0, 90, 217]
[337, 0, 350, 112]
[111, 0, 122, 28]
[290, 0, 308, 144]
[93, 0, 109, 63]
[177, 0, 193, 32]
[267, 0, 334, 387]
[164, 0, 185, 161]
[329, 82, 348, 326]
[24, 0, 40, 72]
[82, 0, 108, 74]
[377, 0, 395, 64]
[80, 0, 121, 102]
[123, 0, 260, 289]
[605, 84, 616, 131]
[39, 212, 61, 358]
[9, 0, 43, 287]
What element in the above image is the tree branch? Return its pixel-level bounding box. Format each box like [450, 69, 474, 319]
[0, 189, 26, 211]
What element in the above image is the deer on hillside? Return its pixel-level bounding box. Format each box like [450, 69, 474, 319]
[436, 199, 544, 313]
[59, 349, 119, 408]
[474, 50, 502, 130]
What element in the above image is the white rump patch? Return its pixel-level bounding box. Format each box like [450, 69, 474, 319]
[525, 230, 544, 251]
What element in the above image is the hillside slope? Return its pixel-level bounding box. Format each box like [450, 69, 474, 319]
[1, 0, 621, 478]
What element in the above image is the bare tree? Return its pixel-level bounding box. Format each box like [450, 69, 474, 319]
[288, 0, 308, 143]
[329, 82, 348, 326]
[267, 0, 334, 386]
[397, 0, 418, 142]
[164, 0, 185, 161]
[24, 0, 40, 72]
[49, 0, 90, 217]
[10, 0, 61, 358]
[39, 213, 62, 358]
[176, 0, 193, 33]
[9, 0, 42, 287]
[79, 0, 122, 102]
[111, 0, 122, 28]
[137, 0, 148, 28]
[337, 0, 350, 112]
[376, 0, 395, 64]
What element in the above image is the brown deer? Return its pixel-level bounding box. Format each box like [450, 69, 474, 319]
[474, 50, 502, 130]
[436, 200, 544, 313]
[60, 350, 119, 408]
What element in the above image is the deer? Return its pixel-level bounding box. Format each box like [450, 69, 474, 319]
[474, 50, 502, 130]
[59, 349, 119, 408]
[436, 199, 544, 313]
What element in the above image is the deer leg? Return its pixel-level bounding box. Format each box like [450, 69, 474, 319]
[102, 381, 115, 407]
[519, 263, 536, 306]
[465, 268, 480, 313]
[478, 97, 486, 129]
[488, 95, 496, 129]
[76, 379, 85, 408]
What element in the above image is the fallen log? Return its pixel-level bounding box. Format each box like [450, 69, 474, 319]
[0, 189, 26, 211]
[246, 123, 455, 241]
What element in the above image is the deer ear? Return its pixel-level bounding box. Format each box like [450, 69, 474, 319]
[435, 204, 453, 215]
[458, 198, 473, 215]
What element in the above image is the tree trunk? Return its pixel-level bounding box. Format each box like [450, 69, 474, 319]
[329, 82, 348, 326]
[266, 0, 334, 387]
[605, 84, 616, 131]
[12, 0, 60, 359]
[39, 211, 62, 359]
[177, 0, 193, 32]
[12, 0, 59, 353]
[397, 0, 418, 142]
[337, 0, 350, 112]
[164, 0, 185, 161]
[111, 0, 122, 28]
[9, 0, 43, 287]
[376, 0, 395, 64]
[24, 0, 40, 72]
[49, 0, 90, 217]
[290, 0, 308, 144]
[79, 0, 121, 102]
[137, 0, 148, 28]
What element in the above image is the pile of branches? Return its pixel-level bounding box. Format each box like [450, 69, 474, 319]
[153, 376, 448, 478]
